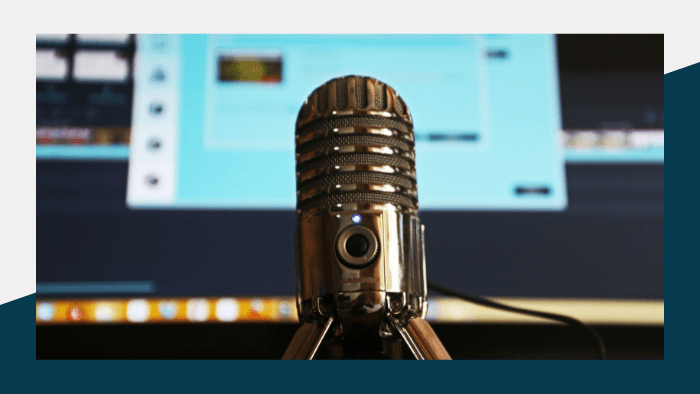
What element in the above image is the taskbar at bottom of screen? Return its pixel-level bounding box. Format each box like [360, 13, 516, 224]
[35, 296, 664, 325]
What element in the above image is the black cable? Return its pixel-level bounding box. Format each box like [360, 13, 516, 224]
[427, 281, 607, 360]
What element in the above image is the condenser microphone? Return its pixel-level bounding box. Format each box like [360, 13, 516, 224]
[283, 76, 450, 360]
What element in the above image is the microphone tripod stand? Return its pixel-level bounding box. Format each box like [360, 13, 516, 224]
[282, 303, 451, 360]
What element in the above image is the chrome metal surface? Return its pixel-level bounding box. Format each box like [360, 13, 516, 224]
[387, 314, 427, 360]
[335, 225, 379, 268]
[335, 291, 386, 333]
[288, 75, 448, 359]
[388, 315, 451, 360]
[295, 76, 418, 215]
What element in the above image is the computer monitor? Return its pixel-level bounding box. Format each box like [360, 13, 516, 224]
[36, 34, 663, 329]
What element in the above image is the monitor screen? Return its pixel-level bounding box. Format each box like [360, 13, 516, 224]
[35, 34, 663, 327]
[126, 34, 566, 210]
[36, 34, 134, 159]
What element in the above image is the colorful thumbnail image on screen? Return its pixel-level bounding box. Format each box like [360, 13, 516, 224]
[218, 54, 283, 83]
[36, 34, 135, 150]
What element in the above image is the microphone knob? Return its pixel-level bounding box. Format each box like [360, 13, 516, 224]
[335, 225, 379, 268]
[345, 234, 369, 257]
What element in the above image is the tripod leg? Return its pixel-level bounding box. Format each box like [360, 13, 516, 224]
[282, 316, 334, 360]
[388, 315, 451, 360]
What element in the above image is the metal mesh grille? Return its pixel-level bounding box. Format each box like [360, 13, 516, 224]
[317, 84, 329, 113]
[298, 190, 417, 211]
[394, 95, 405, 115]
[355, 77, 367, 109]
[295, 76, 417, 211]
[296, 115, 413, 138]
[336, 78, 348, 110]
[374, 80, 387, 111]
[297, 152, 413, 174]
[296, 134, 411, 156]
[298, 171, 416, 193]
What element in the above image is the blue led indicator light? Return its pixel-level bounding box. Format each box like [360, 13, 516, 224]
[352, 215, 361, 224]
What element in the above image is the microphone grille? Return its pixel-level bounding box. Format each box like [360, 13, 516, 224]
[296, 76, 412, 127]
[295, 76, 417, 213]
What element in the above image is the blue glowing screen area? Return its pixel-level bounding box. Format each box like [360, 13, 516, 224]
[127, 34, 566, 210]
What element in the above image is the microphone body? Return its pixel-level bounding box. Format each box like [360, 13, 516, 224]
[287, 76, 448, 359]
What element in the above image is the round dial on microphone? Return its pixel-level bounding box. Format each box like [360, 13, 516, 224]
[345, 234, 369, 257]
[336, 226, 379, 268]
